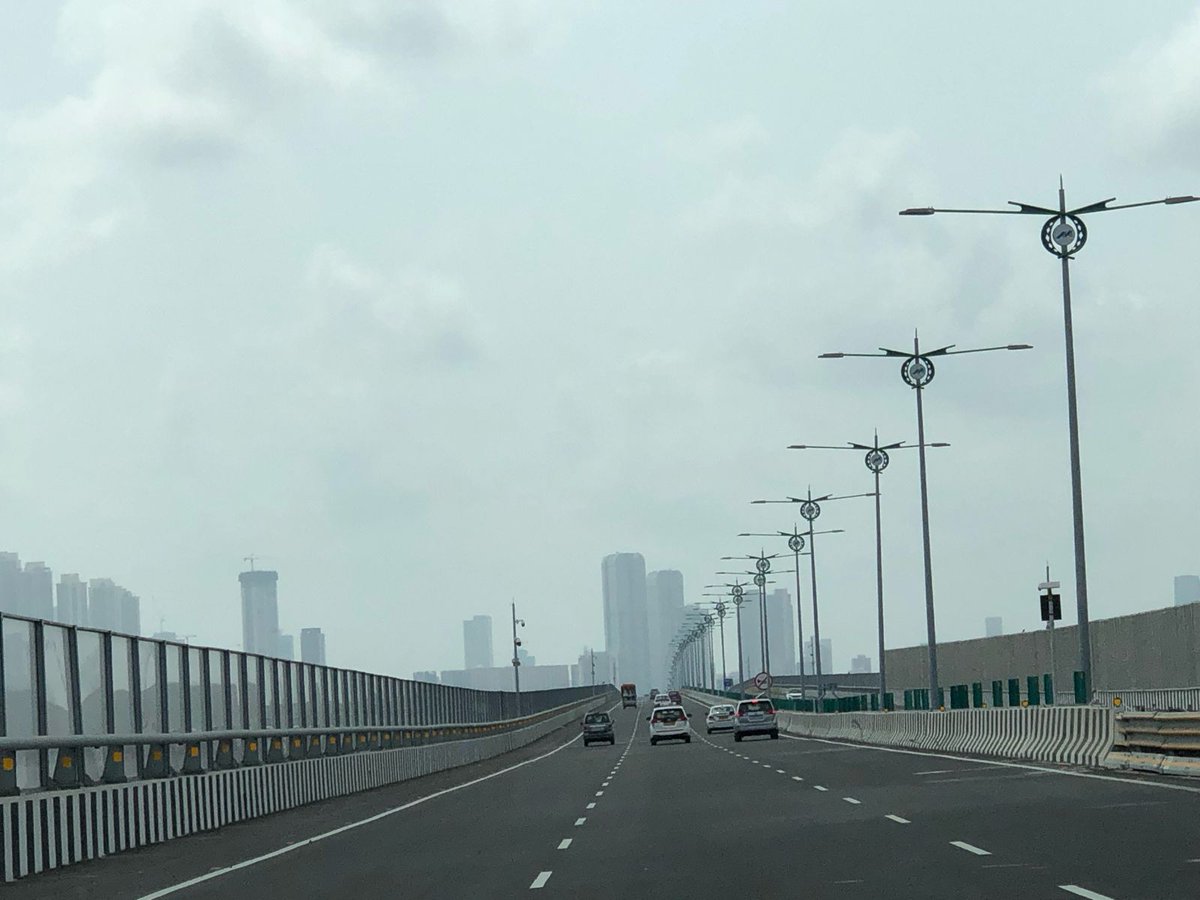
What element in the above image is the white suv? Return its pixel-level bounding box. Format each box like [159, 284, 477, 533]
[648, 705, 691, 745]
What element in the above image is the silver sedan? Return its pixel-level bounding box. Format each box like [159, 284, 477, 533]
[705, 703, 736, 734]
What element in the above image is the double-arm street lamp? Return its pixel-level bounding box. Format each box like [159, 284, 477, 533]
[900, 182, 1197, 695]
[789, 437, 947, 708]
[751, 490, 868, 702]
[699, 595, 731, 690]
[511, 601, 526, 715]
[819, 335, 1030, 704]
[720, 551, 788, 676]
[736, 527, 841, 699]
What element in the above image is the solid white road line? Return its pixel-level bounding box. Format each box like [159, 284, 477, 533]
[915, 769, 953, 775]
[814, 785, 828, 792]
[136, 702, 616, 900]
[586, 802, 596, 809]
[950, 841, 992, 856]
[843, 797, 861, 805]
[780, 732, 1200, 795]
[885, 815, 911, 824]
[574, 818, 586, 826]
[557, 839, 572, 850]
[530, 871, 553, 889]
[1059, 886, 1117, 900]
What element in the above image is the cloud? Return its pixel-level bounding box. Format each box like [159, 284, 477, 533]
[0, 0, 569, 275]
[664, 115, 770, 164]
[1100, 7, 1200, 165]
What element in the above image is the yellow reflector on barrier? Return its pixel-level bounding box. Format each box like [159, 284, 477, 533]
[151, 750, 163, 761]
[2, 758, 13, 771]
[112, 751, 123, 762]
[62, 756, 72, 768]
[249, 741, 257, 751]
[190, 746, 199, 757]
[1113, 697, 1123, 707]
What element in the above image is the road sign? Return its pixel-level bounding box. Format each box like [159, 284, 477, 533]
[753, 671, 773, 692]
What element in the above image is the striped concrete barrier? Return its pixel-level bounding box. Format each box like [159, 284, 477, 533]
[682, 689, 1113, 768]
[0, 696, 606, 883]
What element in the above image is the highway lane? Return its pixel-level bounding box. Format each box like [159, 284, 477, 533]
[680, 696, 1200, 900]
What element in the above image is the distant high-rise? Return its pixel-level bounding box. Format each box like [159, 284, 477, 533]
[56, 574, 88, 625]
[301, 627, 327, 665]
[240, 570, 280, 656]
[805, 637, 834, 675]
[575, 648, 615, 687]
[601, 553, 650, 689]
[850, 654, 871, 674]
[277, 632, 295, 660]
[118, 587, 140, 635]
[463, 615, 494, 669]
[88, 578, 122, 630]
[646, 569, 684, 689]
[985, 616, 1004, 637]
[766, 588, 797, 676]
[412, 671, 439, 683]
[22, 562, 53, 620]
[1174, 576, 1200, 607]
[0, 552, 22, 615]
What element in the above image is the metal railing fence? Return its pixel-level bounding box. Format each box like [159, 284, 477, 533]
[0, 611, 604, 793]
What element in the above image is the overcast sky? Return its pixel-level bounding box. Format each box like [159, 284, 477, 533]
[1, 2, 1198, 678]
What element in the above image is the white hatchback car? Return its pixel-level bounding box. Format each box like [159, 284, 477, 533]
[705, 703, 736, 734]
[648, 705, 691, 745]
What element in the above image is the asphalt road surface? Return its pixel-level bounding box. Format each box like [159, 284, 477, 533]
[10, 698, 1200, 899]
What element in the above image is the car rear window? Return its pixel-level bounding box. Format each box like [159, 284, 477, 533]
[652, 708, 684, 723]
[585, 713, 610, 724]
[739, 700, 775, 713]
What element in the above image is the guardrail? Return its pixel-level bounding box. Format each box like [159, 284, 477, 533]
[1104, 712, 1200, 776]
[0, 610, 599, 794]
[1094, 688, 1200, 712]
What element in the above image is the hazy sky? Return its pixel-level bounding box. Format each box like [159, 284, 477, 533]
[2, 2, 1198, 678]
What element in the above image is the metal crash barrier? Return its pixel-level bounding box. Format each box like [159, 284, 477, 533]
[1104, 712, 1200, 776]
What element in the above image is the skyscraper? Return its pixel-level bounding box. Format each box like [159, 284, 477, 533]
[1174, 575, 1200, 607]
[601, 553, 650, 689]
[56, 574, 88, 626]
[463, 615, 494, 669]
[277, 632, 295, 660]
[22, 562, 54, 620]
[88, 578, 121, 630]
[646, 569, 685, 689]
[118, 587, 140, 636]
[301, 627, 327, 665]
[766, 588, 797, 676]
[0, 552, 22, 615]
[805, 636, 834, 676]
[240, 569, 280, 656]
[985, 616, 1004, 637]
[850, 654, 872, 673]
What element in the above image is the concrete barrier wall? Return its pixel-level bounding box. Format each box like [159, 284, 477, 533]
[0, 696, 608, 883]
[683, 689, 1113, 768]
[883, 603, 1200, 694]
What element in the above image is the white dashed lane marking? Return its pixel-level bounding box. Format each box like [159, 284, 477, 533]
[557, 839, 572, 850]
[775, 769, 785, 774]
[586, 802, 595, 809]
[814, 786, 829, 792]
[791, 776, 803, 782]
[843, 797, 861, 805]
[530, 871, 552, 890]
[595, 791, 604, 797]
[574, 818, 586, 826]
[950, 841, 991, 857]
[1058, 887, 1117, 900]
[885, 815, 910, 824]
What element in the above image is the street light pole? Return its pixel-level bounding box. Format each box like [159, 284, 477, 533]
[820, 335, 1030, 706]
[511, 601, 525, 716]
[900, 182, 1196, 697]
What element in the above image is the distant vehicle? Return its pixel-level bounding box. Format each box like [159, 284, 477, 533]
[620, 683, 638, 707]
[582, 711, 615, 746]
[649, 688, 659, 700]
[668, 690, 682, 704]
[654, 694, 674, 707]
[734, 698, 779, 742]
[785, 690, 805, 701]
[648, 705, 691, 745]
[705, 704, 736, 734]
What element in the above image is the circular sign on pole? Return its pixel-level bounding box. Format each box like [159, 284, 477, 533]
[753, 573, 766, 587]
[731, 584, 744, 597]
[753, 671, 773, 692]
[755, 557, 771, 574]
[865, 448, 890, 474]
[901, 355, 935, 389]
[788, 534, 805, 553]
[800, 500, 821, 522]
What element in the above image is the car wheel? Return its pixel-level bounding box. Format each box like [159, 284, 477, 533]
[734, 733, 743, 742]
[684, 736, 691, 744]
[770, 730, 779, 740]
[650, 737, 658, 746]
